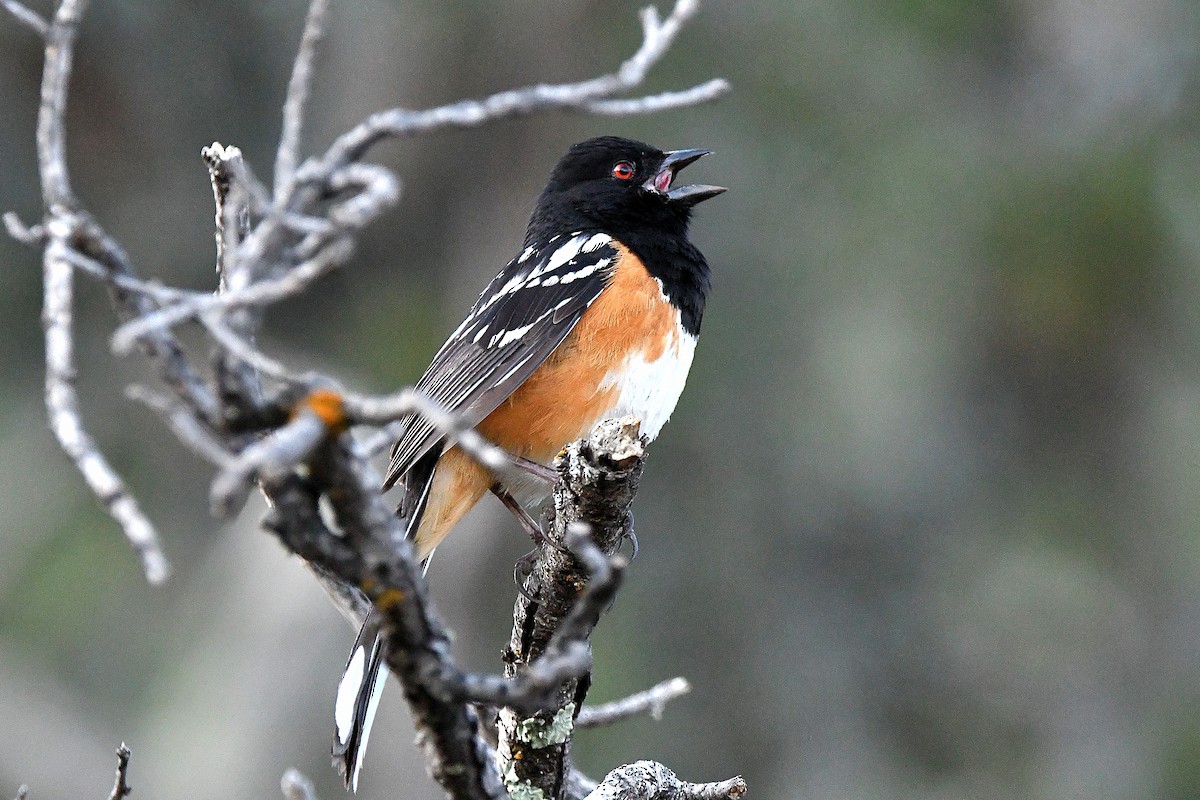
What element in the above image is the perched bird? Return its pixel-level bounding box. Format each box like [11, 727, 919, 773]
[332, 136, 724, 790]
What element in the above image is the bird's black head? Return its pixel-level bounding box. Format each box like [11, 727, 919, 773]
[525, 136, 725, 246]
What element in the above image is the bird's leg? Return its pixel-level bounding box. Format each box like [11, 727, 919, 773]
[507, 455, 558, 484]
[491, 484, 549, 546]
[492, 484, 551, 603]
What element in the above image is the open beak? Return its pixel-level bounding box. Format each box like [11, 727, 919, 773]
[643, 148, 727, 205]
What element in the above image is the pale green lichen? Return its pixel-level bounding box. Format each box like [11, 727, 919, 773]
[515, 703, 575, 748]
[501, 757, 546, 800]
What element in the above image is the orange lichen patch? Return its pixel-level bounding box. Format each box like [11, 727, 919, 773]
[411, 446, 491, 560]
[298, 388, 348, 433]
[477, 243, 677, 464]
[375, 588, 406, 610]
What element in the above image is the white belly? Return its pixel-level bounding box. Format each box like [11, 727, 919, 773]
[599, 327, 697, 443]
[503, 325, 697, 509]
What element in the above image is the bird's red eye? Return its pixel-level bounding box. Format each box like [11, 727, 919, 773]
[611, 161, 636, 181]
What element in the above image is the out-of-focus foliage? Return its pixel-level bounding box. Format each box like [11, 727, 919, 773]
[3, 1, 1200, 798]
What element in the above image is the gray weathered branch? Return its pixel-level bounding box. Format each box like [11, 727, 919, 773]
[576, 677, 692, 728]
[498, 418, 645, 800]
[280, 768, 319, 800]
[584, 762, 746, 800]
[107, 744, 132, 800]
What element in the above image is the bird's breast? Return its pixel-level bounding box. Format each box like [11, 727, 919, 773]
[477, 242, 697, 473]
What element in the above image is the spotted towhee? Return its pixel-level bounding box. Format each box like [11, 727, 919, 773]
[332, 136, 723, 790]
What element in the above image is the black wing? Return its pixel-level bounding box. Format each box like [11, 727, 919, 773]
[383, 232, 618, 490]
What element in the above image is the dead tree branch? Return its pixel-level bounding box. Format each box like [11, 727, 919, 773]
[576, 677, 692, 729]
[6, 1, 741, 798]
[585, 762, 746, 800]
[107, 744, 132, 800]
[280, 769, 318, 800]
[1, 0, 47, 37]
[498, 418, 645, 800]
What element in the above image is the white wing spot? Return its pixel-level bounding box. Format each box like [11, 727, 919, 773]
[559, 257, 609, 284]
[583, 233, 611, 252]
[542, 235, 587, 273]
[490, 307, 556, 348]
[335, 647, 367, 743]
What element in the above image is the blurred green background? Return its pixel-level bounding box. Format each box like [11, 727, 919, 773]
[4, 0, 1200, 798]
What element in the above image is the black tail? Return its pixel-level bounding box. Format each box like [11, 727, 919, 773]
[332, 614, 389, 792]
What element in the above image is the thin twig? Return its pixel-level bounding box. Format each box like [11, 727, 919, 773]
[107, 744, 132, 800]
[576, 677, 692, 728]
[1, 0, 48, 37]
[37, 0, 86, 210]
[126, 385, 233, 468]
[295, 0, 727, 178]
[43, 239, 171, 584]
[275, 0, 330, 197]
[111, 236, 357, 352]
[280, 768, 318, 800]
[342, 388, 510, 471]
[584, 762, 746, 800]
[210, 410, 327, 518]
[582, 80, 729, 114]
[3, 211, 45, 244]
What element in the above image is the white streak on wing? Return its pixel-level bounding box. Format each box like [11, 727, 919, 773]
[353, 661, 390, 791]
[479, 271, 531, 313]
[559, 257, 609, 284]
[541, 275, 560, 287]
[583, 233, 611, 252]
[518, 245, 536, 263]
[529, 232, 591, 278]
[491, 306, 556, 348]
[335, 646, 367, 743]
[472, 325, 488, 344]
[599, 319, 697, 442]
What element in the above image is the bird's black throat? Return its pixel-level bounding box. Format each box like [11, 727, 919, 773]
[525, 198, 711, 337]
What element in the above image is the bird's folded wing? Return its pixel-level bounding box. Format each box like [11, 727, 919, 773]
[383, 233, 619, 489]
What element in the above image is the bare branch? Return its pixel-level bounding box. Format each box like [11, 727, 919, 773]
[210, 408, 327, 518]
[43, 238, 171, 584]
[275, 0, 330, 197]
[1, 0, 47, 37]
[576, 677, 692, 728]
[15, 0, 734, 793]
[126, 385, 233, 468]
[107, 744, 132, 800]
[341, 388, 510, 472]
[297, 0, 727, 177]
[3, 211, 45, 244]
[455, 527, 627, 712]
[585, 762, 745, 800]
[111, 235, 358, 353]
[201, 314, 296, 380]
[582, 80, 730, 115]
[280, 768, 318, 800]
[266, 437, 507, 800]
[37, 0, 86, 210]
[499, 419, 646, 800]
